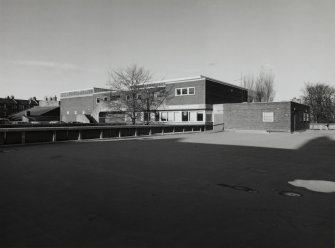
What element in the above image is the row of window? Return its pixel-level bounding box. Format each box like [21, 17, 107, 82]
[66, 110, 86, 115]
[0, 104, 28, 110]
[175, 87, 195, 96]
[159, 111, 210, 122]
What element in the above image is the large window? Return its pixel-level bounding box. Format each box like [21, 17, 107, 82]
[161, 112, 168, 122]
[197, 112, 203, 121]
[262, 112, 274, 122]
[175, 87, 195, 96]
[168, 112, 174, 121]
[182, 111, 189, 122]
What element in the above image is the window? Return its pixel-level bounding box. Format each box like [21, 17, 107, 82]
[104, 97, 108, 101]
[182, 111, 189, 122]
[168, 112, 174, 121]
[111, 95, 120, 101]
[126, 95, 130, 100]
[66, 111, 69, 115]
[96, 98, 100, 103]
[155, 112, 159, 121]
[74, 110, 78, 115]
[303, 113, 310, 122]
[175, 87, 196, 96]
[188, 87, 195, 95]
[197, 112, 203, 121]
[182, 88, 188, 95]
[262, 112, 274, 122]
[161, 112, 168, 122]
[144, 112, 150, 122]
[136, 94, 141, 99]
[82, 110, 86, 114]
[174, 112, 181, 122]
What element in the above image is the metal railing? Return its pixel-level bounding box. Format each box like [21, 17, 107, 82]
[0, 124, 213, 145]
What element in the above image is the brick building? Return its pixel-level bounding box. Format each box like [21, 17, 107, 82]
[0, 96, 39, 118]
[213, 101, 310, 132]
[59, 76, 310, 132]
[59, 76, 248, 124]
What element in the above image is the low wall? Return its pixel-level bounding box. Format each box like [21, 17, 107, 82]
[309, 123, 335, 130]
[0, 124, 213, 145]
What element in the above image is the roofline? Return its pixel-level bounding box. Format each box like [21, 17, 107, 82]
[59, 87, 94, 95]
[148, 75, 247, 90]
[200, 75, 247, 90]
[222, 101, 309, 105]
[59, 76, 246, 95]
[148, 76, 204, 85]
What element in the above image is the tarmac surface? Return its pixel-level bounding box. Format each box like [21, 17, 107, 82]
[0, 130, 334, 247]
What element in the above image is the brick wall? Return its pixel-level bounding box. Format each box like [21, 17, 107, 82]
[164, 79, 206, 106]
[60, 96, 94, 122]
[206, 79, 248, 104]
[215, 102, 309, 132]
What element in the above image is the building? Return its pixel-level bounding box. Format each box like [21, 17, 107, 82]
[59, 76, 248, 124]
[213, 101, 310, 132]
[0, 96, 39, 118]
[7, 97, 60, 123]
[8, 106, 60, 123]
[59, 76, 310, 132]
[60, 88, 114, 123]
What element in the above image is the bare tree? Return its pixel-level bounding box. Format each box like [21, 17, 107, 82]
[302, 83, 335, 123]
[242, 75, 256, 102]
[107, 65, 168, 125]
[242, 69, 275, 102]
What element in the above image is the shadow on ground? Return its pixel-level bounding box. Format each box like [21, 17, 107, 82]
[0, 135, 334, 248]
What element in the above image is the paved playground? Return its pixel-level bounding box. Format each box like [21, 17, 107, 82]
[0, 130, 334, 247]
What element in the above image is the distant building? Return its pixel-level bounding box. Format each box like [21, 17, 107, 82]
[0, 96, 39, 118]
[8, 106, 60, 123]
[6, 96, 60, 123]
[59, 76, 248, 124]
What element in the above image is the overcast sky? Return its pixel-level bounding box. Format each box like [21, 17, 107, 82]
[1, 0, 334, 100]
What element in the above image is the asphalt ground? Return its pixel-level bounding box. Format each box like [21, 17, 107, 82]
[0, 130, 334, 248]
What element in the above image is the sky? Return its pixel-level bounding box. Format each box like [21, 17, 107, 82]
[1, 0, 335, 101]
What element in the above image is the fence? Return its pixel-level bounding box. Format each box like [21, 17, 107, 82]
[0, 124, 213, 145]
[309, 123, 335, 130]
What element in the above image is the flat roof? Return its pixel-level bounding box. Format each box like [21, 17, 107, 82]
[60, 75, 246, 98]
[147, 75, 247, 90]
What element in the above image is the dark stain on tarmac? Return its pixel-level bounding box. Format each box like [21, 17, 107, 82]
[217, 183, 256, 192]
[278, 191, 303, 197]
